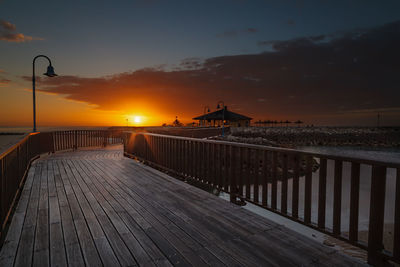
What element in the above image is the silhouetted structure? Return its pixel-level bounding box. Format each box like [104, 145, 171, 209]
[193, 106, 252, 127]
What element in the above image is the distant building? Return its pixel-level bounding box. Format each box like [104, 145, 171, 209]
[193, 106, 252, 127]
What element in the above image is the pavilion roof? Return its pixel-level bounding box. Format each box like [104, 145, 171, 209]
[193, 107, 252, 121]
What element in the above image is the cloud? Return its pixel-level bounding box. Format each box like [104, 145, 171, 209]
[217, 27, 258, 38]
[0, 20, 15, 31]
[0, 19, 43, 42]
[30, 20, 400, 124]
[0, 77, 10, 86]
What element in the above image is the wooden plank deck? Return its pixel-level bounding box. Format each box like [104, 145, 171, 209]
[0, 145, 363, 266]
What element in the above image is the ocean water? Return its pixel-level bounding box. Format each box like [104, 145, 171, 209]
[0, 126, 108, 133]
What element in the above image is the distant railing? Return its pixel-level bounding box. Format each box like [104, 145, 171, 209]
[0, 130, 123, 240]
[124, 132, 400, 266]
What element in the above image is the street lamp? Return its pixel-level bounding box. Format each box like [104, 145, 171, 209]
[216, 101, 225, 137]
[203, 105, 210, 127]
[32, 55, 57, 132]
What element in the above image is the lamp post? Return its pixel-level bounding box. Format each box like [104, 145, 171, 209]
[216, 101, 225, 137]
[32, 55, 58, 132]
[203, 105, 210, 127]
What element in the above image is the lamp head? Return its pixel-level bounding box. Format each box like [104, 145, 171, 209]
[44, 65, 57, 77]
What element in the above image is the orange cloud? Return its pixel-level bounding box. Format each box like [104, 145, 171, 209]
[0, 19, 43, 42]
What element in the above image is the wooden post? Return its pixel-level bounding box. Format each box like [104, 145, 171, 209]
[349, 162, 360, 242]
[367, 166, 386, 265]
[318, 158, 327, 228]
[304, 155, 313, 224]
[271, 151, 278, 210]
[262, 150, 269, 207]
[0, 159, 4, 228]
[394, 168, 400, 261]
[230, 146, 237, 203]
[244, 148, 251, 199]
[333, 160, 343, 235]
[292, 155, 300, 218]
[281, 153, 288, 214]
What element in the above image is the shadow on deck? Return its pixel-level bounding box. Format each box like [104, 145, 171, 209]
[0, 145, 362, 266]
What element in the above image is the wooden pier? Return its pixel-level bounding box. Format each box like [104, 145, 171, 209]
[0, 145, 360, 266]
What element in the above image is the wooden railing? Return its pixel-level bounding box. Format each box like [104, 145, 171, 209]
[0, 130, 123, 239]
[124, 132, 400, 266]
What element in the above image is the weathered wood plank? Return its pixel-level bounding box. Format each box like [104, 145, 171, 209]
[48, 161, 67, 267]
[0, 167, 35, 266]
[33, 160, 50, 267]
[2, 146, 365, 267]
[56, 161, 103, 267]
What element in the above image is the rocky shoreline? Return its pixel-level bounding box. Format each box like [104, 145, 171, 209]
[210, 126, 400, 148]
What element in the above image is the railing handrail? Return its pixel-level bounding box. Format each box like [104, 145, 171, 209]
[124, 131, 400, 265]
[0, 132, 37, 160]
[126, 132, 400, 168]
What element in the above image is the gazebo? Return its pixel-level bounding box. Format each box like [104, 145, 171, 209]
[193, 106, 252, 127]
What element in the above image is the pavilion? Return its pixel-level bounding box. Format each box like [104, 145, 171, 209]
[193, 106, 252, 127]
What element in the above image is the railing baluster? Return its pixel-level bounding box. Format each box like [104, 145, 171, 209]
[238, 147, 244, 198]
[254, 149, 260, 204]
[229, 145, 236, 202]
[333, 160, 343, 235]
[224, 145, 229, 191]
[304, 155, 313, 224]
[394, 168, 400, 261]
[262, 150, 268, 206]
[318, 158, 327, 228]
[246, 148, 251, 199]
[368, 165, 387, 265]
[292, 155, 300, 218]
[349, 162, 360, 242]
[271, 151, 278, 210]
[217, 144, 222, 188]
[281, 153, 288, 214]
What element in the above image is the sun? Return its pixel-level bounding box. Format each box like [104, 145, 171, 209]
[133, 116, 141, 123]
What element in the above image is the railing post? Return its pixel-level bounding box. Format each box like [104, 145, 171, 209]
[368, 165, 386, 265]
[333, 160, 343, 235]
[292, 155, 300, 218]
[394, 168, 400, 261]
[0, 159, 4, 230]
[230, 146, 237, 203]
[349, 162, 360, 242]
[304, 155, 313, 224]
[74, 130, 78, 150]
[318, 158, 327, 228]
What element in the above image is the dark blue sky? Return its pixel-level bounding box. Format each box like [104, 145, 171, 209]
[2, 0, 400, 76]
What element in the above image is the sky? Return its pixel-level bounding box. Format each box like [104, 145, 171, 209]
[1, 0, 400, 127]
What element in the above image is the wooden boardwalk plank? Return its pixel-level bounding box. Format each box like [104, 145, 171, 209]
[0, 167, 35, 267]
[48, 161, 67, 267]
[56, 160, 104, 267]
[61, 160, 121, 267]
[14, 163, 42, 267]
[0, 146, 364, 267]
[53, 160, 85, 267]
